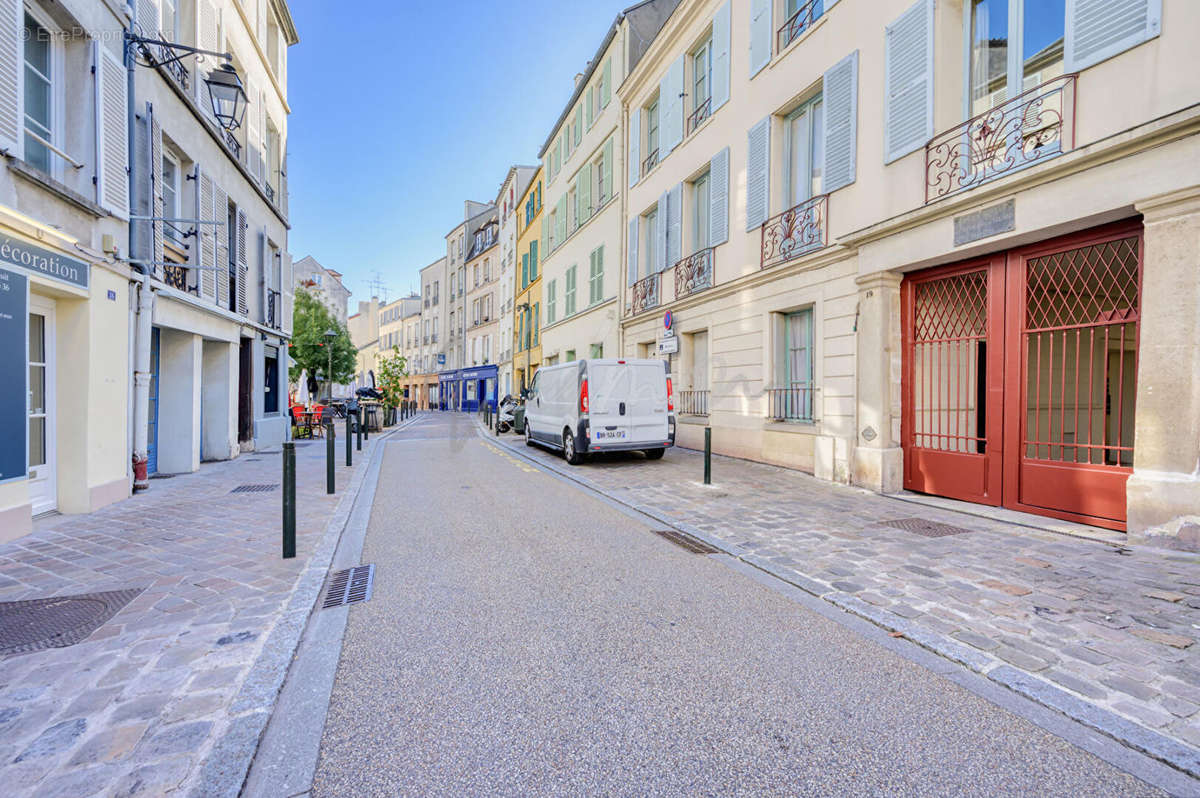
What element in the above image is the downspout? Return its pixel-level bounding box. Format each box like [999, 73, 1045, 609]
[125, 9, 154, 490]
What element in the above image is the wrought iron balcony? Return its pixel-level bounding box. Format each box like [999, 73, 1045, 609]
[777, 0, 823, 53]
[686, 98, 712, 136]
[222, 128, 242, 160]
[162, 262, 196, 295]
[760, 194, 828, 270]
[674, 248, 714, 299]
[925, 74, 1076, 204]
[266, 288, 281, 329]
[766, 384, 815, 422]
[678, 390, 709, 416]
[631, 273, 661, 315]
[265, 183, 276, 203]
[423, 335, 430, 345]
[642, 148, 660, 177]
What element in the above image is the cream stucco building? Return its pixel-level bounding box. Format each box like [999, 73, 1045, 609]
[495, 165, 538, 399]
[618, 0, 1199, 546]
[293, 253, 349, 326]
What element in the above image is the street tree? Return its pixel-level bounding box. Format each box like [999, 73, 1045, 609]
[288, 288, 356, 394]
[376, 347, 408, 408]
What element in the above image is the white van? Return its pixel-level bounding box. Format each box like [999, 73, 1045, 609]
[523, 359, 676, 465]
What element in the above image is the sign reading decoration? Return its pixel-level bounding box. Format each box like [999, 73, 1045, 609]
[0, 233, 90, 290]
[0, 267, 28, 484]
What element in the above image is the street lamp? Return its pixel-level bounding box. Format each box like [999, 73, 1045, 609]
[324, 328, 337, 401]
[203, 63, 249, 131]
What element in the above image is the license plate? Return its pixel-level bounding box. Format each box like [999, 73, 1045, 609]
[595, 429, 626, 440]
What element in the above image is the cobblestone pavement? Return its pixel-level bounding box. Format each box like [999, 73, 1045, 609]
[489, 424, 1200, 777]
[0, 420, 395, 797]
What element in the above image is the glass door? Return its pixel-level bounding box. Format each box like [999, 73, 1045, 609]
[28, 298, 55, 514]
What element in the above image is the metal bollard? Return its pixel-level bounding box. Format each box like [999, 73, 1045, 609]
[363, 407, 369, 441]
[356, 409, 363, 451]
[282, 442, 296, 558]
[326, 422, 335, 494]
[704, 426, 712, 485]
[345, 413, 353, 467]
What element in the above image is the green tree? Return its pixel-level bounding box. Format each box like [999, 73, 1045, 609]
[376, 347, 409, 408]
[288, 289, 356, 396]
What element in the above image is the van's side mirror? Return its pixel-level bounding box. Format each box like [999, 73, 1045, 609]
[520, 388, 530, 400]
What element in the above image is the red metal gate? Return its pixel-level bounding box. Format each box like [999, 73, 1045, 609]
[902, 221, 1142, 531]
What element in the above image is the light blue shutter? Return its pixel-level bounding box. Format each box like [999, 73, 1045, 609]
[711, 2, 731, 111]
[628, 108, 641, 188]
[1065, 0, 1161, 72]
[749, 0, 772, 77]
[656, 191, 669, 273]
[746, 116, 770, 230]
[663, 54, 685, 155]
[709, 147, 729, 246]
[0, 0, 21, 156]
[627, 216, 639, 286]
[822, 51, 859, 193]
[884, 0, 933, 163]
[666, 183, 682, 270]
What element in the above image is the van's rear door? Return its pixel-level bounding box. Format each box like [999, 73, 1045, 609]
[629, 362, 669, 444]
[587, 362, 632, 446]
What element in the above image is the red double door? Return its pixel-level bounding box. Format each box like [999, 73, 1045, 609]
[901, 221, 1143, 531]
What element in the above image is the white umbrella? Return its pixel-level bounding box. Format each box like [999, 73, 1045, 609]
[296, 369, 310, 408]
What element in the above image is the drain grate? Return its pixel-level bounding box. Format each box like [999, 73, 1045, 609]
[648, 528, 721, 554]
[879, 517, 975, 537]
[230, 483, 279, 494]
[0, 587, 145, 656]
[322, 565, 375, 609]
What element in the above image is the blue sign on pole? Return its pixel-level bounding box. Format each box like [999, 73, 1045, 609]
[437, 353, 446, 366]
[0, 267, 28, 484]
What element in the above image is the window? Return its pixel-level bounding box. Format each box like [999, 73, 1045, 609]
[433, 281, 439, 304]
[968, 0, 1064, 118]
[588, 246, 604, 305]
[566, 349, 576, 362]
[646, 99, 660, 159]
[264, 346, 279, 414]
[590, 343, 603, 359]
[162, 153, 183, 246]
[642, 208, 659, 275]
[23, 11, 56, 174]
[565, 266, 577, 316]
[593, 153, 606, 207]
[776, 308, 814, 421]
[568, 185, 578, 232]
[785, 95, 824, 208]
[161, 0, 178, 40]
[692, 172, 711, 251]
[546, 279, 557, 324]
[692, 38, 712, 113]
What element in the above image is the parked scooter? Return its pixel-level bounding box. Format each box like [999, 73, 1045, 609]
[496, 394, 519, 434]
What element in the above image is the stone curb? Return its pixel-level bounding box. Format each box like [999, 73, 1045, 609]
[477, 421, 1200, 781]
[186, 415, 422, 798]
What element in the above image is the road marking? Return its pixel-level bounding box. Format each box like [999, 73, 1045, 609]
[479, 440, 537, 473]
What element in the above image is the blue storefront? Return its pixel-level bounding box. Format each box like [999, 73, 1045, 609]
[437, 365, 498, 412]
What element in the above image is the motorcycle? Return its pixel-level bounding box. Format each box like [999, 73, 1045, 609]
[496, 394, 519, 434]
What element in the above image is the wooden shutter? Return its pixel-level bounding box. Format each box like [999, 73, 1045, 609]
[521, 253, 528, 288]
[215, 184, 229, 307]
[823, 50, 859, 193]
[151, 114, 164, 270]
[628, 108, 641, 188]
[746, 116, 770, 230]
[236, 208, 248, 315]
[197, 0, 219, 114]
[137, 0, 158, 36]
[281, 251, 293, 335]
[580, 163, 592, 219]
[258, 227, 268, 324]
[601, 58, 612, 106]
[666, 183, 682, 270]
[97, 46, 129, 217]
[655, 191, 668, 273]
[280, 149, 288, 217]
[586, 87, 595, 129]
[711, 2, 731, 111]
[627, 216, 639, 287]
[198, 170, 216, 300]
[557, 196, 567, 245]
[884, 0, 933, 164]
[1066, 0, 1161, 72]
[594, 246, 603, 301]
[0, 0, 21, 157]
[749, 0, 772, 78]
[709, 147, 729, 246]
[574, 105, 583, 146]
[132, 104, 152, 263]
[663, 54, 685, 155]
[602, 137, 614, 204]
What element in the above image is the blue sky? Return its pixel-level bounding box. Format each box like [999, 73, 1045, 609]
[285, 0, 628, 306]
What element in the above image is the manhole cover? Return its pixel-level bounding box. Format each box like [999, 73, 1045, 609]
[230, 484, 279, 494]
[0, 588, 145, 656]
[648, 528, 721, 554]
[322, 565, 375, 609]
[879, 518, 975, 537]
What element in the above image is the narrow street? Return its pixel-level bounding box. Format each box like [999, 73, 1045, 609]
[308, 414, 1166, 796]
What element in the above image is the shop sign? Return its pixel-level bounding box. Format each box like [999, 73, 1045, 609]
[0, 267, 28, 483]
[0, 233, 89, 290]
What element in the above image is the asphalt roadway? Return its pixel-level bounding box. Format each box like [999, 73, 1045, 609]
[309, 413, 1169, 796]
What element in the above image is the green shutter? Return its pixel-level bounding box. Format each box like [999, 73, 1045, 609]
[522, 253, 529, 289]
[580, 172, 592, 224]
[602, 137, 614, 204]
[574, 105, 583, 146]
[530, 240, 538, 279]
[533, 304, 539, 345]
[601, 59, 612, 106]
[586, 87, 594, 128]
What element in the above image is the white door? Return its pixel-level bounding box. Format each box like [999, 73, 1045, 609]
[28, 298, 56, 514]
[628, 362, 669, 444]
[587, 362, 633, 444]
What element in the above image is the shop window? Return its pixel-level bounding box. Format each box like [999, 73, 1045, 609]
[264, 346, 279, 414]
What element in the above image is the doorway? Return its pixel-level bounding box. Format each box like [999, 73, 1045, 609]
[28, 296, 56, 515]
[901, 221, 1142, 530]
[147, 327, 160, 474]
[238, 338, 252, 444]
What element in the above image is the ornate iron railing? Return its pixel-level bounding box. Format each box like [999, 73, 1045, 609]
[642, 148, 660, 176]
[678, 390, 709, 416]
[265, 183, 276, 203]
[686, 97, 712, 136]
[162, 262, 196, 295]
[266, 288, 281, 329]
[674, 248, 714, 299]
[777, 0, 823, 52]
[423, 335, 430, 345]
[164, 220, 189, 250]
[766, 384, 815, 422]
[760, 194, 828, 270]
[925, 74, 1076, 204]
[632, 273, 661, 315]
[223, 128, 242, 160]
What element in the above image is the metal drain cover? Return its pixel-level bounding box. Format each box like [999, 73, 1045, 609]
[879, 518, 975, 537]
[322, 565, 375, 609]
[230, 483, 279, 494]
[0, 588, 145, 656]
[649, 528, 721, 554]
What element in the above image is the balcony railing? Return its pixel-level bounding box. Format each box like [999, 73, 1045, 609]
[766, 384, 815, 422]
[678, 390, 709, 416]
[265, 183, 276, 204]
[673, 248, 714, 300]
[223, 128, 242, 160]
[642, 148, 660, 176]
[631, 272, 661, 315]
[266, 288, 281, 329]
[777, 0, 823, 53]
[760, 194, 828, 270]
[925, 74, 1076, 204]
[161, 262, 197, 295]
[686, 97, 712, 136]
[423, 335, 430, 345]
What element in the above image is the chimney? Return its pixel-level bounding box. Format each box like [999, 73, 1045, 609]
[574, 72, 584, 86]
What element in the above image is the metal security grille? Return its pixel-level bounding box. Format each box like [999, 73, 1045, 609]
[230, 484, 279, 494]
[1023, 236, 1140, 467]
[322, 565, 375, 609]
[911, 268, 989, 453]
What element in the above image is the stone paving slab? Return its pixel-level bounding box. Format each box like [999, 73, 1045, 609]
[0, 419, 407, 797]
[485, 422, 1200, 777]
